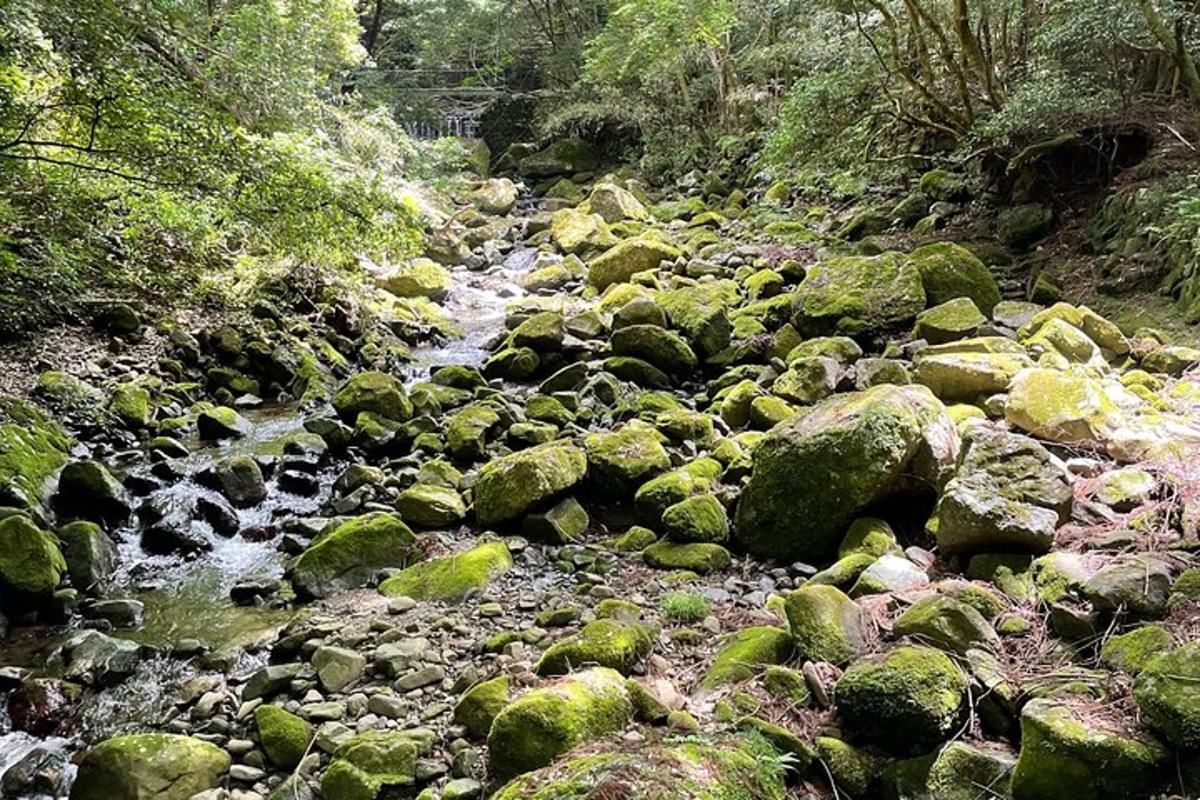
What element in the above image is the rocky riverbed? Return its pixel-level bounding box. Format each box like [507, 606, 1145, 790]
[3, 141, 1200, 800]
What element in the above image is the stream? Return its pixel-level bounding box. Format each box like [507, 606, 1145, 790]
[0, 233, 538, 795]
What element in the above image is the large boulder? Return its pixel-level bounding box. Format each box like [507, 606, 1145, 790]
[535, 619, 653, 676]
[1010, 697, 1168, 800]
[931, 426, 1072, 557]
[376, 258, 452, 302]
[1133, 642, 1200, 748]
[213, 454, 266, 508]
[57, 520, 116, 595]
[791, 252, 926, 337]
[610, 325, 698, 379]
[0, 398, 71, 513]
[914, 352, 1031, 402]
[701, 626, 794, 688]
[785, 585, 866, 665]
[520, 138, 599, 178]
[321, 729, 431, 800]
[585, 421, 671, 495]
[907, 242, 1002, 314]
[255, 705, 313, 770]
[587, 236, 683, 290]
[333, 372, 413, 423]
[0, 515, 67, 603]
[549, 208, 616, 255]
[581, 182, 649, 223]
[378, 540, 512, 603]
[56, 460, 130, 526]
[58, 630, 139, 686]
[395, 483, 466, 527]
[657, 283, 733, 358]
[835, 645, 968, 755]
[469, 178, 519, 215]
[70, 734, 230, 800]
[473, 440, 587, 525]
[734, 385, 958, 562]
[487, 668, 633, 780]
[290, 512, 417, 599]
[490, 735, 786, 800]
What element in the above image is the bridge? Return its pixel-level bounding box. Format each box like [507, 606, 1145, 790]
[348, 68, 510, 140]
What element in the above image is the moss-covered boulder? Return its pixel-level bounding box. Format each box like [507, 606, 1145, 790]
[487, 668, 634, 780]
[196, 405, 251, 440]
[581, 182, 649, 223]
[1133, 642, 1200, 748]
[701, 626, 794, 689]
[661, 494, 728, 544]
[0, 399, 71, 513]
[643, 542, 730, 573]
[772, 357, 840, 406]
[1099, 625, 1173, 674]
[0, 515, 67, 602]
[255, 705, 313, 770]
[884, 741, 1016, 800]
[377, 258, 452, 301]
[56, 459, 130, 525]
[490, 734, 786, 800]
[791, 252, 926, 337]
[550, 208, 617, 255]
[109, 383, 153, 428]
[290, 512, 417, 599]
[913, 298, 987, 345]
[932, 426, 1071, 556]
[536, 619, 653, 676]
[69, 734, 230, 800]
[469, 178, 519, 215]
[395, 483, 466, 527]
[997, 204, 1053, 249]
[321, 729, 429, 800]
[521, 138, 599, 178]
[511, 311, 565, 352]
[588, 236, 683, 290]
[378, 540, 512, 603]
[835, 645, 968, 754]
[784, 585, 864, 665]
[734, 385, 958, 562]
[585, 421, 670, 495]
[453, 676, 510, 739]
[446, 403, 502, 462]
[908, 242, 1001, 314]
[57, 520, 116, 595]
[485, 346, 541, 380]
[213, 454, 266, 508]
[1004, 367, 1130, 450]
[474, 440, 587, 525]
[333, 372, 412, 423]
[610, 325, 698, 379]
[657, 283, 733, 358]
[1010, 697, 1168, 800]
[892, 595, 999, 654]
[914, 351, 1031, 402]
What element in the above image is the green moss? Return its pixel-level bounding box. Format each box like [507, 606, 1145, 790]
[255, 705, 313, 770]
[71, 734, 230, 800]
[791, 252, 926, 337]
[0, 398, 71, 512]
[490, 734, 786, 800]
[835, 645, 967, 754]
[784, 585, 864, 665]
[109, 383, 153, 428]
[535, 619, 653, 676]
[701, 626, 794, 689]
[611, 325, 698, 378]
[321, 730, 428, 800]
[333, 371, 412, 423]
[656, 282, 735, 358]
[453, 676, 510, 740]
[587, 236, 682, 290]
[446, 402, 502, 462]
[0, 514, 66, 599]
[634, 458, 722, 521]
[585, 422, 671, 495]
[643, 542, 731, 573]
[1100, 625, 1173, 674]
[394, 483, 466, 527]
[661, 494, 728, 544]
[659, 591, 710, 623]
[595, 599, 643, 622]
[922, 742, 1016, 800]
[290, 512, 417, 600]
[486, 668, 633, 780]
[1011, 698, 1168, 800]
[474, 440, 587, 525]
[837, 517, 898, 559]
[892, 595, 999, 654]
[908, 242, 1001, 313]
[1133, 642, 1200, 748]
[762, 665, 810, 706]
[815, 737, 879, 799]
[379, 540, 511, 603]
[913, 297, 987, 344]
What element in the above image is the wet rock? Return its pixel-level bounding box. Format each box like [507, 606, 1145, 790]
[197, 406, 253, 440]
[214, 455, 267, 508]
[0, 515, 67, 604]
[196, 494, 240, 537]
[56, 460, 131, 526]
[70, 733, 230, 800]
[243, 663, 307, 701]
[83, 598, 144, 629]
[58, 630, 140, 686]
[2, 746, 69, 798]
[333, 372, 413, 423]
[8, 678, 80, 736]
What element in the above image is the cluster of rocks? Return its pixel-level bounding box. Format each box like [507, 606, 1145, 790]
[3, 140, 1200, 800]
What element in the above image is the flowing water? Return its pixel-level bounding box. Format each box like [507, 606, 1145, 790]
[0, 236, 537, 790]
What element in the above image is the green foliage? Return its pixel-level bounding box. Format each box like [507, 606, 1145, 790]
[660, 590, 711, 623]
